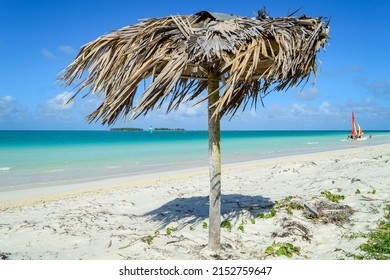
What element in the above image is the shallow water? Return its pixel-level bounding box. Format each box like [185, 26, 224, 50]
[1, 130, 389, 190]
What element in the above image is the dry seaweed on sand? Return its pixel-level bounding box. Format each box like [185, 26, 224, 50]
[271, 218, 312, 242]
[304, 200, 354, 225]
[0, 252, 11, 260]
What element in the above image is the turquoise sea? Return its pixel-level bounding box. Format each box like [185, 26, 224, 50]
[1, 130, 390, 191]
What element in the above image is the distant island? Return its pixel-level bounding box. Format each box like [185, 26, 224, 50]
[110, 127, 185, 131]
[154, 128, 185, 131]
[110, 128, 143, 131]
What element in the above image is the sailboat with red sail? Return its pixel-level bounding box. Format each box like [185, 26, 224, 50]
[349, 112, 366, 140]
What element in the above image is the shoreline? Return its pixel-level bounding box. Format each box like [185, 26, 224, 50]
[1, 143, 389, 260]
[2, 130, 390, 191]
[1, 143, 390, 210]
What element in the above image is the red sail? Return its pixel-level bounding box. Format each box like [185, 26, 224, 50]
[351, 112, 358, 136]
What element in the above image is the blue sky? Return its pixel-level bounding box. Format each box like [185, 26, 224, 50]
[1, 0, 389, 130]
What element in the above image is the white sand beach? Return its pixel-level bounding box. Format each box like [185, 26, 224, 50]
[1, 144, 389, 260]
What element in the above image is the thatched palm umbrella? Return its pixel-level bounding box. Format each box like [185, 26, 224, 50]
[60, 9, 329, 250]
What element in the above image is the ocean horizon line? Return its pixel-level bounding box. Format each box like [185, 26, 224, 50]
[2, 129, 390, 132]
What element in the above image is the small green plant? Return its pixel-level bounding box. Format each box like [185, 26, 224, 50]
[144, 230, 160, 245]
[202, 222, 208, 229]
[355, 189, 361, 194]
[274, 196, 304, 214]
[250, 217, 256, 224]
[145, 235, 154, 245]
[275, 196, 292, 205]
[238, 225, 245, 233]
[368, 188, 377, 195]
[321, 191, 345, 203]
[166, 227, 178, 235]
[286, 202, 304, 214]
[220, 220, 232, 231]
[336, 214, 346, 221]
[257, 209, 277, 219]
[265, 242, 300, 258]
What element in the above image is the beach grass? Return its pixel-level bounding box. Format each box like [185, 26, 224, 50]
[343, 202, 390, 260]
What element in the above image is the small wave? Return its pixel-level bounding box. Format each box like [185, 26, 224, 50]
[0, 167, 11, 171]
[307, 142, 319, 145]
[49, 169, 66, 173]
[106, 165, 121, 169]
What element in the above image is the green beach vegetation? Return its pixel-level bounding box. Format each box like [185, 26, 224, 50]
[321, 191, 345, 203]
[118, 191, 388, 260]
[343, 203, 390, 260]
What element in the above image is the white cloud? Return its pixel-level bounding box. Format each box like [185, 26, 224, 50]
[288, 101, 333, 118]
[0, 96, 16, 119]
[294, 87, 320, 100]
[368, 79, 390, 99]
[47, 92, 73, 111]
[328, 65, 362, 77]
[35, 92, 75, 121]
[59, 45, 77, 55]
[1, 95, 12, 102]
[291, 103, 309, 115]
[176, 101, 207, 118]
[150, 98, 208, 121]
[0, 95, 29, 124]
[319, 101, 331, 114]
[41, 45, 77, 60]
[265, 104, 286, 119]
[41, 48, 58, 59]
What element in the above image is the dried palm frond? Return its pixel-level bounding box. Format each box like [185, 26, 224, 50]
[59, 10, 329, 125]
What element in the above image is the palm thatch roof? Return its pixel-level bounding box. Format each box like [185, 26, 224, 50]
[60, 9, 329, 125]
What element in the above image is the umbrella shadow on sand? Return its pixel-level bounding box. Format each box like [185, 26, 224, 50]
[144, 194, 274, 229]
